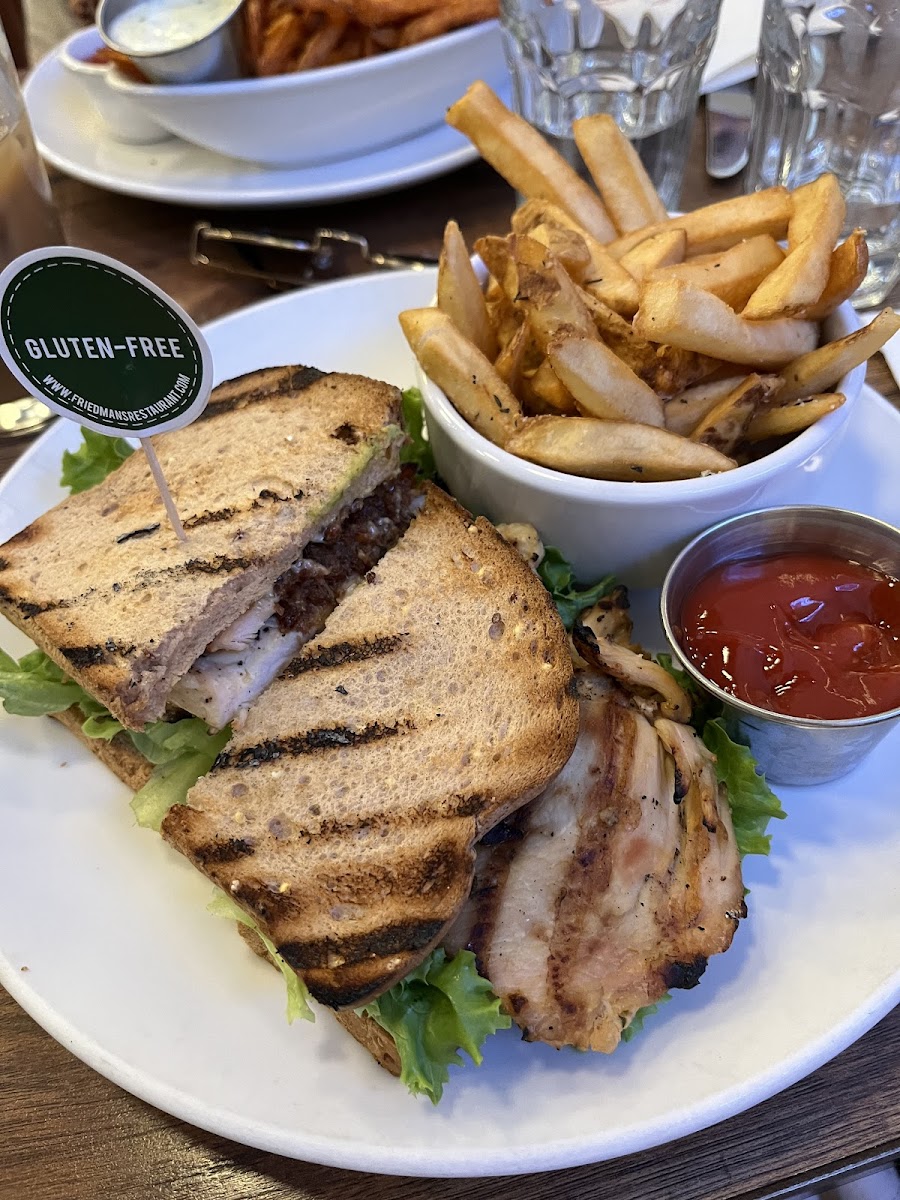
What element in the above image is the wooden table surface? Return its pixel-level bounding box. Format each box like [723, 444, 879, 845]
[1, 126, 898, 1200]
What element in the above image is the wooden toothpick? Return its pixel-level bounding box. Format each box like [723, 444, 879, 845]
[141, 438, 186, 542]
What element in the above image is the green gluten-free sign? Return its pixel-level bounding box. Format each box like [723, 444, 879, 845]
[0, 247, 212, 438]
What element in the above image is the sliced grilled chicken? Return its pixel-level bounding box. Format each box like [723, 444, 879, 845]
[446, 672, 744, 1052]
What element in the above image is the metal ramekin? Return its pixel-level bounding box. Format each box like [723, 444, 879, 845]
[97, 0, 244, 84]
[660, 506, 900, 786]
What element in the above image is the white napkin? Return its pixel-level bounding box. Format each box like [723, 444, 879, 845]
[701, 0, 764, 93]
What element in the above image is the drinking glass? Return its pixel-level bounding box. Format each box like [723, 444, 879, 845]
[0, 19, 64, 438]
[499, 0, 724, 209]
[746, 0, 900, 308]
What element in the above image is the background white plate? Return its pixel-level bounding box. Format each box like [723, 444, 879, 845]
[1, 272, 899, 1178]
[24, 53, 482, 208]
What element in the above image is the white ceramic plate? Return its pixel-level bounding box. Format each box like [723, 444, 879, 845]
[1, 272, 899, 1178]
[23, 51, 487, 207]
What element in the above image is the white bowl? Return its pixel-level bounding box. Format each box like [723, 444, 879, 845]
[418, 298, 864, 588]
[90, 19, 505, 166]
[59, 28, 172, 144]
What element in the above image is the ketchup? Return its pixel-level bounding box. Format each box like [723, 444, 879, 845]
[678, 552, 900, 720]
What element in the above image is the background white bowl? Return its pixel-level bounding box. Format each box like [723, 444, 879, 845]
[93, 19, 505, 166]
[418, 302, 864, 588]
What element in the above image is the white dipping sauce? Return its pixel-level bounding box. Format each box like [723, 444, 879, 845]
[109, 0, 234, 53]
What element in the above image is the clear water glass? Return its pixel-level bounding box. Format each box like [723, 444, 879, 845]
[499, 0, 724, 209]
[0, 21, 63, 437]
[746, 0, 900, 308]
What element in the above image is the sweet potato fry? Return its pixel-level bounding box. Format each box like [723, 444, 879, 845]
[399, 308, 521, 447]
[572, 113, 667, 234]
[794, 230, 869, 321]
[619, 229, 687, 281]
[438, 220, 497, 359]
[649, 236, 785, 311]
[296, 14, 350, 69]
[257, 10, 307, 75]
[446, 82, 616, 242]
[399, 0, 496, 45]
[777, 309, 900, 401]
[548, 332, 665, 427]
[608, 189, 792, 259]
[745, 394, 845, 442]
[506, 416, 736, 481]
[742, 173, 846, 320]
[689, 374, 783, 455]
[635, 279, 819, 368]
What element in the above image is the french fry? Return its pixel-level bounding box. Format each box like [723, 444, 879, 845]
[506, 416, 736, 481]
[527, 358, 579, 413]
[257, 10, 307, 75]
[510, 198, 640, 315]
[746, 394, 845, 442]
[607, 188, 793, 259]
[665, 376, 751, 436]
[742, 174, 846, 319]
[296, 14, 350, 69]
[437, 220, 497, 360]
[572, 113, 667, 234]
[635, 279, 819, 368]
[548, 333, 665, 427]
[581, 291, 721, 396]
[399, 308, 521, 447]
[493, 321, 529, 393]
[527, 223, 592, 281]
[619, 229, 687, 281]
[473, 234, 517, 300]
[399, 0, 496, 45]
[446, 82, 616, 242]
[689, 374, 783, 455]
[777, 309, 900, 401]
[512, 236, 597, 350]
[649, 236, 785, 310]
[793, 230, 869, 321]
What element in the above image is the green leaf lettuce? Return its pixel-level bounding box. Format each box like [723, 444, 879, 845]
[60, 428, 134, 494]
[361, 948, 511, 1104]
[537, 546, 615, 630]
[399, 387, 436, 481]
[0, 647, 229, 831]
[207, 890, 313, 1024]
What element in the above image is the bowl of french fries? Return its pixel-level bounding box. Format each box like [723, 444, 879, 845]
[400, 83, 899, 587]
[92, 3, 504, 165]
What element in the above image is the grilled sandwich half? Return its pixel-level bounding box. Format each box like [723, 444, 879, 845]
[0, 366, 415, 731]
[161, 485, 579, 1008]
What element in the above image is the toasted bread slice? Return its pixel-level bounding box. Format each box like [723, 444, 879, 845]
[50, 706, 154, 791]
[0, 367, 403, 730]
[162, 485, 578, 1009]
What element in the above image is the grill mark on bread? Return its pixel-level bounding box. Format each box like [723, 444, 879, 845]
[191, 837, 256, 864]
[182, 507, 235, 530]
[60, 644, 107, 667]
[212, 720, 410, 771]
[0, 557, 8, 572]
[116, 523, 160, 544]
[195, 366, 326, 422]
[276, 918, 445, 972]
[280, 634, 407, 677]
[0, 585, 47, 619]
